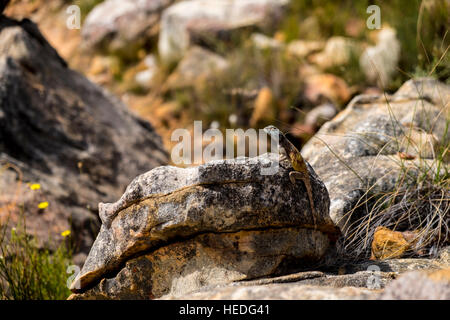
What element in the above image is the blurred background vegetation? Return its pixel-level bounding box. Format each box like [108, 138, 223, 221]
[6, 0, 447, 150]
[1, 0, 448, 299]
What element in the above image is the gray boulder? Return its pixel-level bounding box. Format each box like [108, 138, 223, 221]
[82, 0, 176, 53]
[158, 0, 289, 63]
[69, 153, 339, 299]
[0, 16, 168, 254]
[301, 78, 449, 232]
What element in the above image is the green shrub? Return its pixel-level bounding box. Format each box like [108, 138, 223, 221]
[0, 220, 73, 300]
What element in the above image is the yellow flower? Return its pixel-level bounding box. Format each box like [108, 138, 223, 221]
[61, 230, 71, 237]
[30, 183, 41, 190]
[38, 201, 49, 209]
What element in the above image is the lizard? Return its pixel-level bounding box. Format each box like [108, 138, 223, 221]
[264, 125, 317, 227]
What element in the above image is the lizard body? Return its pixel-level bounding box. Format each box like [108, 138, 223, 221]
[264, 125, 317, 227]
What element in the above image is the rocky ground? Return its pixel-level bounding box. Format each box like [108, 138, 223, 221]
[68, 151, 449, 300]
[0, 0, 448, 299]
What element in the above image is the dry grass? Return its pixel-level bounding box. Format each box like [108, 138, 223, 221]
[339, 73, 449, 260]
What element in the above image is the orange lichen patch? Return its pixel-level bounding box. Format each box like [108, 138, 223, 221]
[370, 226, 417, 260]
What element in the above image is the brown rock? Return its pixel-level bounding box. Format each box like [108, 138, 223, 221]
[371, 227, 417, 260]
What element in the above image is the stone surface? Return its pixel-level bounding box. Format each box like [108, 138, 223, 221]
[161, 266, 450, 300]
[82, 0, 175, 53]
[302, 78, 449, 231]
[0, 16, 168, 253]
[158, 0, 289, 63]
[163, 282, 377, 300]
[379, 268, 450, 299]
[339, 248, 450, 274]
[69, 227, 330, 299]
[304, 103, 337, 128]
[70, 153, 338, 297]
[159, 247, 450, 300]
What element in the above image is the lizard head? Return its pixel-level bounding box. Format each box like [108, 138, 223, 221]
[263, 125, 281, 139]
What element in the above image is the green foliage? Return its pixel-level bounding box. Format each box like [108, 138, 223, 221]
[72, 0, 104, 20]
[173, 44, 303, 130]
[281, 0, 449, 86]
[415, 0, 450, 74]
[324, 49, 366, 87]
[281, 0, 370, 41]
[0, 221, 73, 300]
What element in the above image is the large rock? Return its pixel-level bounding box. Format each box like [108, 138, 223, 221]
[162, 268, 450, 300]
[161, 246, 450, 299]
[82, 0, 176, 53]
[370, 226, 418, 260]
[302, 78, 449, 235]
[0, 16, 168, 253]
[158, 0, 289, 63]
[69, 153, 339, 299]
